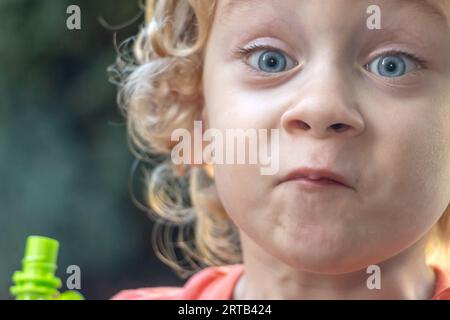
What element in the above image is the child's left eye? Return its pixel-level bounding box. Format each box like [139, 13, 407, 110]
[366, 53, 422, 78]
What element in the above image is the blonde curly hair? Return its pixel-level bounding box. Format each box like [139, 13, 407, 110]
[110, 0, 450, 278]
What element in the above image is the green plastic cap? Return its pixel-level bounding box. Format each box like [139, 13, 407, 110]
[11, 235, 85, 300]
[24, 236, 59, 266]
[10, 236, 62, 299]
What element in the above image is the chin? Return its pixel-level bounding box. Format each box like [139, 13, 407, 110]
[274, 233, 380, 274]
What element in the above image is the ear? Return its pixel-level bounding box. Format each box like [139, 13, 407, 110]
[201, 106, 215, 178]
[198, 83, 208, 129]
[201, 105, 209, 130]
[186, 96, 209, 170]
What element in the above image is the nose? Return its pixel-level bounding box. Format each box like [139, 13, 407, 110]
[280, 69, 365, 139]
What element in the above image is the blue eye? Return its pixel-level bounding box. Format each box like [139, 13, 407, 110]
[367, 54, 418, 78]
[247, 49, 297, 73]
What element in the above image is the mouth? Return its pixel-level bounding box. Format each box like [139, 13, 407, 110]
[278, 167, 353, 191]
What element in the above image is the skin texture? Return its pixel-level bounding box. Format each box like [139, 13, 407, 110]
[201, 0, 450, 299]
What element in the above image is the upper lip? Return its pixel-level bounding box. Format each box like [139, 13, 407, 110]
[279, 167, 353, 189]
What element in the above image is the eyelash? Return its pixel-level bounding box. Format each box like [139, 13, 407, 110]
[232, 44, 428, 76]
[235, 43, 280, 57]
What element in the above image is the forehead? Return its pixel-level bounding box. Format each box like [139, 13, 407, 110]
[217, 0, 449, 25]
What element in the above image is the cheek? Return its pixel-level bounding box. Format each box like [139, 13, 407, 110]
[213, 164, 273, 223]
[406, 106, 448, 192]
[205, 94, 281, 132]
[363, 98, 450, 235]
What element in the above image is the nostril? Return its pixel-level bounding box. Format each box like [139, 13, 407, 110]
[331, 123, 347, 132]
[294, 120, 310, 130]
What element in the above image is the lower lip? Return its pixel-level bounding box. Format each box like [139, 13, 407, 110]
[287, 178, 347, 192]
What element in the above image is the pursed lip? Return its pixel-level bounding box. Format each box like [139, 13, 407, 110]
[278, 167, 353, 189]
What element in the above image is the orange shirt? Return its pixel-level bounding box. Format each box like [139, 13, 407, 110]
[111, 264, 450, 300]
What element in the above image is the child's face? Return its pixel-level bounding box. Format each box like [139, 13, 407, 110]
[202, 0, 450, 273]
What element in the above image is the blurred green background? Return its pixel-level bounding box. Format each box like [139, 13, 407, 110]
[0, 0, 183, 299]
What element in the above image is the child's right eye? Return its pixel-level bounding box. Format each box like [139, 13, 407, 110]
[248, 49, 298, 73]
[236, 44, 299, 74]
